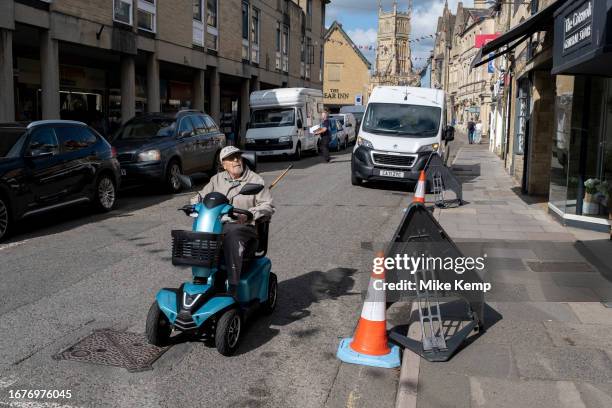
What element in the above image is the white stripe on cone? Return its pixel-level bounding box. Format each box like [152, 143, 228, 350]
[361, 274, 386, 321]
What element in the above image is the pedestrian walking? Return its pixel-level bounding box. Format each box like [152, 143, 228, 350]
[315, 111, 331, 162]
[467, 120, 475, 144]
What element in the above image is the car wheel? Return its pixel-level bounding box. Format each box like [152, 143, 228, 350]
[146, 302, 171, 347]
[351, 172, 362, 186]
[261, 273, 278, 315]
[215, 309, 242, 356]
[166, 160, 182, 194]
[94, 174, 117, 212]
[293, 143, 301, 161]
[0, 196, 11, 242]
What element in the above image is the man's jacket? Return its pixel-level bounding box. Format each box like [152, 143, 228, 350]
[191, 167, 275, 223]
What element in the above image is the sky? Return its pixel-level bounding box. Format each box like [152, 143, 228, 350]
[325, 0, 474, 70]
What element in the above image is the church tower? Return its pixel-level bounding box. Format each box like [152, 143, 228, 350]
[371, 0, 420, 88]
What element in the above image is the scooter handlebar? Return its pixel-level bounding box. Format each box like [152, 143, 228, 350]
[178, 204, 196, 216]
[228, 208, 254, 222]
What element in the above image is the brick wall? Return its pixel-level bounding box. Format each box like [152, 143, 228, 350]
[157, 0, 191, 47]
[52, 0, 113, 25]
[323, 28, 370, 106]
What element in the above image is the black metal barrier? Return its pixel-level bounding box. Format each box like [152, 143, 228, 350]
[386, 203, 485, 362]
[425, 153, 463, 207]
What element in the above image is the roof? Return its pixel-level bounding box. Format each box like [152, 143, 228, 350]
[324, 21, 372, 69]
[27, 120, 87, 129]
[369, 86, 445, 107]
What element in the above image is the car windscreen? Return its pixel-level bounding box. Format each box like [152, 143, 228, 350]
[362, 103, 441, 137]
[114, 118, 176, 140]
[0, 129, 26, 158]
[250, 108, 295, 128]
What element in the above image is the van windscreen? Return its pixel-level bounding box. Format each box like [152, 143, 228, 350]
[250, 108, 295, 128]
[362, 103, 441, 137]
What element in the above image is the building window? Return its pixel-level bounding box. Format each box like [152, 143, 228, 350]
[306, 37, 312, 80]
[282, 25, 289, 73]
[242, 2, 249, 60]
[251, 8, 260, 64]
[206, 0, 218, 51]
[300, 37, 306, 78]
[275, 22, 282, 70]
[114, 0, 133, 25]
[137, 0, 156, 32]
[327, 63, 342, 82]
[306, 0, 312, 29]
[193, 0, 202, 21]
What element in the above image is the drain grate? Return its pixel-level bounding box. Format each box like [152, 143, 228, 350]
[53, 329, 169, 372]
[525, 261, 595, 273]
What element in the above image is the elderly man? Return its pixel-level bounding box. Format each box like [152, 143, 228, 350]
[191, 146, 274, 297]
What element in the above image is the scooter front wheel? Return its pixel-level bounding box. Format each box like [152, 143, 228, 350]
[215, 309, 242, 356]
[146, 302, 171, 347]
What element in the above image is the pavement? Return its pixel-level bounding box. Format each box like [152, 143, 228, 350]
[410, 142, 612, 408]
[0, 146, 418, 408]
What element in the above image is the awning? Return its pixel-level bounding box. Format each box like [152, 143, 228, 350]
[471, 0, 569, 68]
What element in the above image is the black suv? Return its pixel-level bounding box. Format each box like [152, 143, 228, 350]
[0, 120, 121, 241]
[112, 111, 226, 193]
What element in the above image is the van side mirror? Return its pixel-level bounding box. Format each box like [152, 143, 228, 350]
[444, 126, 455, 141]
[297, 119, 303, 129]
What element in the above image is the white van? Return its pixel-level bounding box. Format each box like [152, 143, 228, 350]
[330, 113, 357, 145]
[245, 88, 323, 160]
[351, 86, 454, 186]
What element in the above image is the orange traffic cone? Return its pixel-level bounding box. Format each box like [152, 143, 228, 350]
[336, 251, 400, 368]
[413, 170, 426, 203]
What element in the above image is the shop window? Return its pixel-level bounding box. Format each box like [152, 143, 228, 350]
[206, 0, 218, 51]
[137, 0, 156, 33]
[251, 8, 260, 64]
[114, 0, 133, 25]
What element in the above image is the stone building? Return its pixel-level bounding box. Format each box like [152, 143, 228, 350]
[0, 0, 328, 144]
[369, 0, 419, 90]
[431, 0, 455, 122]
[447, 2, 495, 135]
[322, 21, 371, 112]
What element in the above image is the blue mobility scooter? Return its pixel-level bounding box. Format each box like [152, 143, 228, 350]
[146, 181, 277, 356]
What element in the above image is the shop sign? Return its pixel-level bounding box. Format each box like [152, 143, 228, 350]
[563, 0, 593, 54]
[324, 88, 350, 100]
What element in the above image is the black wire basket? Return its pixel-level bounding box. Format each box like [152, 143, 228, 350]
[171, 230, 223, 267]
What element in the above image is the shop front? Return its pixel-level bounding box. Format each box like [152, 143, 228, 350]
[549, 0, 612, 231]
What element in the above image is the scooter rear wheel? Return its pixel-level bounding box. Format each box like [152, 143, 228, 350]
[146, 302, 171, 347]
[215, 309, 242, 356]
[261, 273, 278, 315]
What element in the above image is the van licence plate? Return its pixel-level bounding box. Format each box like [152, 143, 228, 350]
[379, 169, 405, 178]
[258, 151, 274, 156]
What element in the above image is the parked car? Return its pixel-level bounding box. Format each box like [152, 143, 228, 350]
[112, 111, 226, 193]
[351, 86, 454, 186]
[340, 105, 366, 135]
[0, 120, 121, 241]
[331, 113, 357, 145]
[334, 118, 349, 151]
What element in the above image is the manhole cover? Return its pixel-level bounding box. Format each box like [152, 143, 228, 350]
[525, 261, 595, 273]
[54, 330, 169, 372]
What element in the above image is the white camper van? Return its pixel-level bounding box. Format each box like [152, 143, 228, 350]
[245, 88, 323, 160]
[351, 86, 454, 186]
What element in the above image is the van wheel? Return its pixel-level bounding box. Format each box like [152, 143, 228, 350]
[351, 172, 362, 186]
[94, 174, 117, 212]
[0, 196, 11, 242]
[293, 143, 301, 161]
[165, 160, 182, 194]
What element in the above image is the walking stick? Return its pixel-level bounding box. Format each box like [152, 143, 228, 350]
[269, 165, 293, 190]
